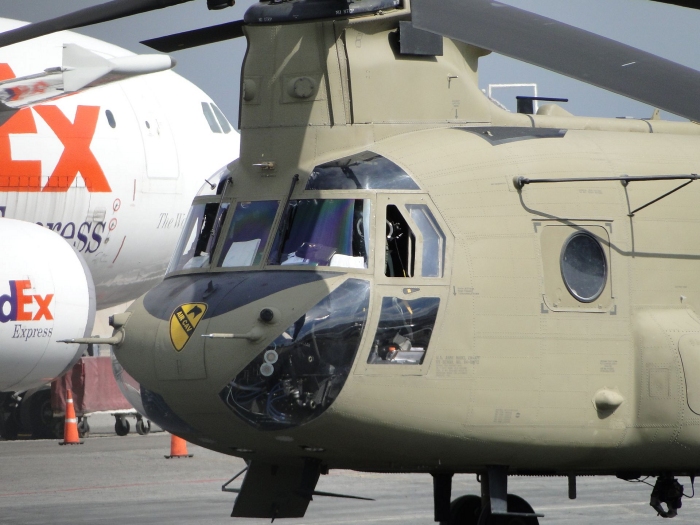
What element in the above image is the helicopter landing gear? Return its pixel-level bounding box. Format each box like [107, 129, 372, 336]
[650, 475, 685, 518]
[433, 469, 541, 525]
[448, 494, 481, 524]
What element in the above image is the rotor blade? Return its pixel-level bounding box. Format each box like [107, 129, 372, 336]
[141, 20, 244, 52]
[649, 1, 700, 9]
[0, 0, 195, 48]
[412, 0, 700, 122]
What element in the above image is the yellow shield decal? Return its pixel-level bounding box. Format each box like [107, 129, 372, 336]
[169, 303, 208, 352]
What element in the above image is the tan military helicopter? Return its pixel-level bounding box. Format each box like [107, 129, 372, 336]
[7, 0, 700, 522]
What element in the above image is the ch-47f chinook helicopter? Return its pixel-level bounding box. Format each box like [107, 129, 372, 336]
[8, 0, 700, 522]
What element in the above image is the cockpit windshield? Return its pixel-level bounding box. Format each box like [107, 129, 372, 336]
[268, 199, 371, 269]
[217, 200, 279, 267]
[167, 199, 280, 274]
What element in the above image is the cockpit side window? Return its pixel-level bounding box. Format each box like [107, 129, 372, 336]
[385, 205, 415, 277]
[268, 199, 371, 269]
[167, 200, 228, 273]
[406, 204, 445, 277]
[217, 200, 279, 267]
[367, 296, 440, 365]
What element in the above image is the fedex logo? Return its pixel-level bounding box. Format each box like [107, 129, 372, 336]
[0, 64, 110, 193]
[0, 280, 53, 323]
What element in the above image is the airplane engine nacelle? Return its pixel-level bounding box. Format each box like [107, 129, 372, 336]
[0, 219, 95, 393]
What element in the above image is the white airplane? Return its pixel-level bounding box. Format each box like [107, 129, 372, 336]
[0, 18, 240, 436]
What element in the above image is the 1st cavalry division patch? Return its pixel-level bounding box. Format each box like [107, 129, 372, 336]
[169, 303, 208, 351]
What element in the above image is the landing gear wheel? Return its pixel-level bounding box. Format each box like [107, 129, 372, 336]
[479, 495, 539, 525]
[78, 417, 90, 438]
[0, 412, 20, 440]
[115, 416, 130, 436]
[449, 494, 482, 525]
[23, 390, 58, 439]
[135, 418, 151, 435]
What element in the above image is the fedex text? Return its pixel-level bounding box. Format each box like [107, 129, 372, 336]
[0, 280, 54, 323]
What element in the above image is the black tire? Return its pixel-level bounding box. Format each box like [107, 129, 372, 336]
[450, 495, 482, 525]
[25, 390, 57, 439]
[135, 418, 151, 436]
[115, 416, 130, 436]
[78, 417, 90, 438]
[0, 407, 20, 440]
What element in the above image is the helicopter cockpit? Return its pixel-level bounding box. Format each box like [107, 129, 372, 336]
[166, 151, 426, 275]
[160, 152, 448, 430]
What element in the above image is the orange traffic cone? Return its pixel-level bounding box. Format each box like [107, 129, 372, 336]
[59, 389, 82, 445]
[164, 433, 193, 458]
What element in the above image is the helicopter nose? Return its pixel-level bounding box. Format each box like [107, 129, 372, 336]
[112, 272, 369, 434]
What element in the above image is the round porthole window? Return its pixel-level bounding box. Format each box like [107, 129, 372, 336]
[560, 232, 607, 303]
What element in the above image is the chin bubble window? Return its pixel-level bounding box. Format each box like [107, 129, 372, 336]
[217, 200, 279, 267]
[219, 279, 370, 430]
[367, 296, 440, 365]
[560, 231, 607, 303]
[268, 199, 371, 269]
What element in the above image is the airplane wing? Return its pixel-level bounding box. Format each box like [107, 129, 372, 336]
[0, 43, 174, 111]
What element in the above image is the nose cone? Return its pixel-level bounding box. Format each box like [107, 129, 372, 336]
[112, 271, 368, 437]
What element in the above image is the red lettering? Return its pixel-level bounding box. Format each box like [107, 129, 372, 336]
[0, 63, 15, 81]
[33, 294, 53, 321]
[13, 280, 32, 321]
[0, 65, 43, 191]
[0, 109, 42, 191]
[34, 105, 111, 192]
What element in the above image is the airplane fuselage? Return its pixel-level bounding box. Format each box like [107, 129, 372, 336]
[0, 19, 239, 308]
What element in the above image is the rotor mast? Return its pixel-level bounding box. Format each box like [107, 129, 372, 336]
[237, 0, 493, 175]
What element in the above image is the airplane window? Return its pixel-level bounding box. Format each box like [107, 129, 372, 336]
[211, 104, 232, 134]
[406, 204, 445, 277]
[217, 200, 279, 267]
[560, 232, 607, 303]
[385, 205, 414, 277]
[268, 199, 371, 269]
[367, 296, 440, 365]
[105, 110, 116, 128]
[167, 200, 228, 273]
[201, 102, 222, 133]
[306, 151, 420, 190]
[220, 279, 370, 430]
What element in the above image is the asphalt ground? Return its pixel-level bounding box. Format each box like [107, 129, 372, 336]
[1, 431, 699, 525]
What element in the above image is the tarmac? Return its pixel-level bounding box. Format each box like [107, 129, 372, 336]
[1, 416, 700, 524]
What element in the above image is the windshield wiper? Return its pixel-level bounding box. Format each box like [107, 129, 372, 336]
[272, 174, 299, 264]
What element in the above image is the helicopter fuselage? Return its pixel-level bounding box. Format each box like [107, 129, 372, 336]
[114, 13, 700, 485]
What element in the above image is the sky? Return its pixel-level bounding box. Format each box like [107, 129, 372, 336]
[0, 0, 699, 124]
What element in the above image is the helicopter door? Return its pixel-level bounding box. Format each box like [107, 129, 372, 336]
[355, 195, 451, 376]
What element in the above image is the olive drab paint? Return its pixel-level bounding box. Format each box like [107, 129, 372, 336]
[106, 1, 700, 522]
